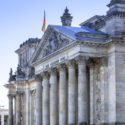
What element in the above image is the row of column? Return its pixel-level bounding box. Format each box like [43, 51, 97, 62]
[8, 93, 21, 125]
[36, 57, 88, 125]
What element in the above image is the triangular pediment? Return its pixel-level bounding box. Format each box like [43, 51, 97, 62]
[30, 25, 75, 65]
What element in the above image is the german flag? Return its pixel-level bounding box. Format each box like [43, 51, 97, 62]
[42, 11, 46, 32]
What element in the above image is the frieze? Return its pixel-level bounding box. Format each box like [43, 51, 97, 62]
[50, 60, 59, 66]
[60, 57, 65, 62]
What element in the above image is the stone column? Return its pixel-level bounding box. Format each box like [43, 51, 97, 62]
[50, 68, 58, 125]
[16, 93, 21, 125]
[58, 64, 67, 125]
[14, 96, 16, 125]
[8, 94, 13, 125]
[42, 72, 50, 125]
[77, 57, 88, 125]
[1, 113, 4, 125]
[35, 75, 42, 125]
[26, 86, 30, 125]
[67, 60, 77, 125]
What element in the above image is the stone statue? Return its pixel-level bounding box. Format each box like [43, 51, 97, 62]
[29, 67, 35, 78]
[42, 31, 70, 57]
[17, 65, 25, 78]
[9, 68, 16, 82]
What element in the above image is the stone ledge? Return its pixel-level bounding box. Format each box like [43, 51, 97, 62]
[89, 122, 125, 125]
[78, 122, 88, 125]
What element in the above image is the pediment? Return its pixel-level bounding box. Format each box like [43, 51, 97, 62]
[31, 25, 74, 65]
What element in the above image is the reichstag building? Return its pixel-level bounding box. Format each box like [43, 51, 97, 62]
[5, 0, 125, 125]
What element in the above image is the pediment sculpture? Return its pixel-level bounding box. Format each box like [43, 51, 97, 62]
[42, 31, 70, 57]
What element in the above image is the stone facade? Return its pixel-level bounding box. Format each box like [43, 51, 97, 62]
[0, 109, 8, 125]
[5, 1, 125, 125]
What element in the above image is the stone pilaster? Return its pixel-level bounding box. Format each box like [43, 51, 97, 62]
[58, 64, 67, 125]
[8, 94, 13, 125]
[16, 93, 21, 125]
[108, 54, 116, 124]
[42, 72, 50, 125]
[77, 56, 88, 125]
[35, 75, 42, 125]
[50, 68, 58, 125]
[67, 60, 77, 125]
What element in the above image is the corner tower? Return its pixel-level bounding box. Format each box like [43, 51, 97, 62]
[61, 7, 73, 26]
[106, 0, 125, 36]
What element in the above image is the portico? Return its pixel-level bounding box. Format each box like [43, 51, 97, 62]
[34, 52, 109, 125]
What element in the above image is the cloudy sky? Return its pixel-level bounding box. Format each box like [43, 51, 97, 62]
[0, 0, 110, 108]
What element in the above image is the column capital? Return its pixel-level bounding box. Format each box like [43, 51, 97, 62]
[42, 72, 49, 87]
[75, 56, 87, 65]
[8, 94, 13, 99]
[57, 64, 67, 71]
[49, 68, 57, 75]
[66, 59, 76, 68]
[41, 71, 49, 79]
[16, 91, 23, 95]
[34, 74, 42, 82]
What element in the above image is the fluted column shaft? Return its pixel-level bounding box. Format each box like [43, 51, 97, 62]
[59, 65, 67, 125]
[77, 58, 88, 125]
[42, 72, 50, 125]
[50, 68, 58, 125]
[68, 61, 77, 125]
[14, 96, 16, 125]
[8, 95, 13, 125]
[16, 93, 21, 125]
[36, 75, 42, 125]
[1, 112, 4, 125]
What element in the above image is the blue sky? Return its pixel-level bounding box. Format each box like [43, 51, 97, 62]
[0, 0, 110, 108]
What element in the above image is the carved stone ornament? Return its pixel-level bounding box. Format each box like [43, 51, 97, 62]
[57, 64, 67, 71]
[17, 65, 25, 78]
[75, 55, 86, 65]
[42, 31, 70, 57]
[9, 68, 16, 82]
[42, 71, 49, 79]
[34, 75, 42, 81]
[66, 59, 76, 68]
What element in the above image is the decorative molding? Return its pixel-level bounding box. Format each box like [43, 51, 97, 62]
[57, 64, 67, 71]
[41, 71, 49, 79]
[66, 59, 76, 68]
[34, 75, 42, 82]
[106, 11, 125, 21]
[49, 68, 57, 75]
[75, 55, 87, 65]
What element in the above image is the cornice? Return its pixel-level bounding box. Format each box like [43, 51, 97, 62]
[107, 0, 125, 7]
[78, 37, 124, 47]
[4, 83, 16, 89]
[106, 11, 125, 21]
[31, 37, 124, 67]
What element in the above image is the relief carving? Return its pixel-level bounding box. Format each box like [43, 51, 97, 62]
[42, 31, 70, 57]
